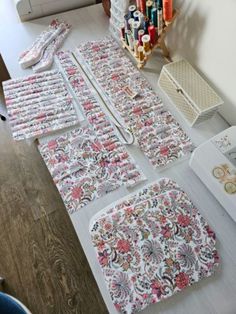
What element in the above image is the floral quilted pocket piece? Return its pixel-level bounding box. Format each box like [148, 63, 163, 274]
[39, 126, 145, 214]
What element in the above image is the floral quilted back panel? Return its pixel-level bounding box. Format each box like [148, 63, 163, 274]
[90, 178, 219, 314]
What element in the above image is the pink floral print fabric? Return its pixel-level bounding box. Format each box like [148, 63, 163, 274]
[39, 126, 145, 214]
[32, 23, 71, 73]
[3, 70, 78, 140]
[76, 37, 194, 169]
[19, 19, 68, 69]
[56, 50, 117, 134]
[90, 178, 219, 314]
[56, 51, 142, 164]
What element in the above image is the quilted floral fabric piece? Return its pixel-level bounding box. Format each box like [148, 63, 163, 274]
[39, 126, 145, 214]
[56, 51, 134, 150]
[76, 37, 194, 169]
[32, 22, 71, 73]
[90, 178, 219, 314]
[19, 19, 68, 69]
[3, 70, 78, 140]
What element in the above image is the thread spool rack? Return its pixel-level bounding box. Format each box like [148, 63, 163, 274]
[121, 9, 179, 69]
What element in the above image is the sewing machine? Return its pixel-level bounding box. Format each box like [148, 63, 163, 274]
[190, 126, 236, 222]
[14, 0, 95, 21]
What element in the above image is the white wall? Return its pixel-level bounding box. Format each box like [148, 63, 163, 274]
[167, 0, 236, 125]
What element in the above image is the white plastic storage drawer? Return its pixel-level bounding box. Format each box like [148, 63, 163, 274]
[158, 59, 224, 126]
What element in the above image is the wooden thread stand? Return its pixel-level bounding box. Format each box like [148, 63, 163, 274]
[122, 9, 179, 69]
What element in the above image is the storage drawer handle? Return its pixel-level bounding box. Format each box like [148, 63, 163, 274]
[176, 87, 199, 113]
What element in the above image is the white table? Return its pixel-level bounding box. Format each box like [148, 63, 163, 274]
[1, 4, 236, 314]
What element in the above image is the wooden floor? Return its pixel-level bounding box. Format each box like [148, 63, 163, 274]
[0, 95, 107, 313]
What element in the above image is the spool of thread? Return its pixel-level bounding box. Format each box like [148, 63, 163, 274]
[128, 18, 135, 32]
[151, 7, 158, 27]
[139, 0, 146, 14]
[142, 34, 151, 55]
[120, 24, 125, 40]
[157, 8, 163, 35]
[129, 5, 136, 18]
[125, 32, 129, 45]
[124, 14, 130, 31]
[127, 30, 134, 50]
[133, 10, 140, 21]
[163, 0, 173, 22]
[138, 46, 145, 63]
[134, 40, 139, 57]
[157, 0, 162, 8]
[136, 0, 140, 10]
[139, 12, 145, 25]
[148, 25, 156, 45]
[138, 29, 145, 45]
[146, 1, 153, 20]
[143, 17, 150, 34]
[133, 21, 140, 40]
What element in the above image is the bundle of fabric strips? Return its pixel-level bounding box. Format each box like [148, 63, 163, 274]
[19, 19, 71, 73]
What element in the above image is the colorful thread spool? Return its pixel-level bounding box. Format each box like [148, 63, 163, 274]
[128, 18, 135, 32]
[127, 30, 134, 50]
[143, 17, 150, 34]
[138, 46, 145, 63]
[157, 7, 163, 35]
[148, 25, 156, 45]
[120, 23, 125, 40]
[124, 13, 130, 31]
[133, 21, 140, 40]
[133, 10, 140, 21]
[146, 1, 153, 20]
[138, 29, 145, 46]
[142, 34, 151, 55]
[139, 0, 146, 14]
[151, 7, 158, 27]
[125, 32, 129, 46]
[157, 0, 162, 9]
[136, 0, 140, 11]
[134, 40, 139, 57]
[139, 12, 145, 25]
[163, 0, 173, 22]
[129, 5, 136, 18]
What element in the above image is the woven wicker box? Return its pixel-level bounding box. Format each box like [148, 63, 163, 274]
[158, 59, 224, 126]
